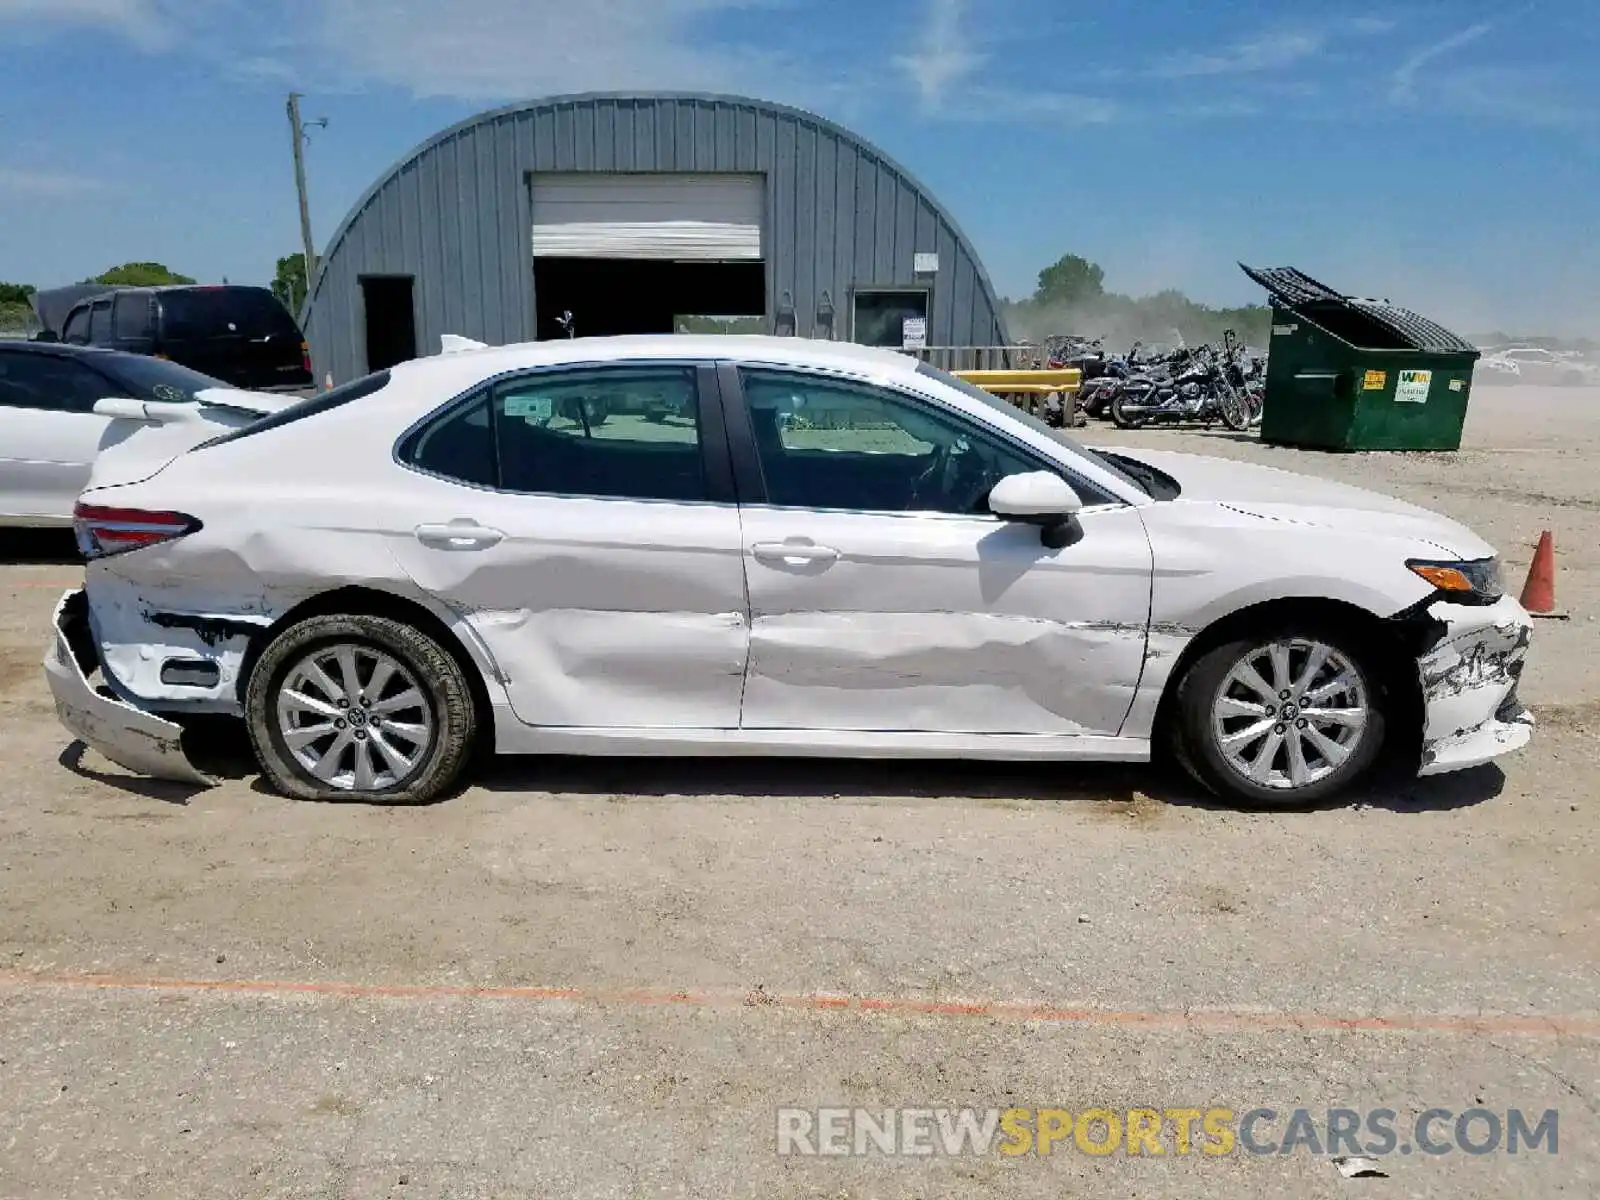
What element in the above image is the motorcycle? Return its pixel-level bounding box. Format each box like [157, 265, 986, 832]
[1109, 339, 1256, 431]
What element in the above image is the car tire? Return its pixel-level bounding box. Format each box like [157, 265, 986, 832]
[1169, 622, 1387, 809]
[245, 613, 477, 804]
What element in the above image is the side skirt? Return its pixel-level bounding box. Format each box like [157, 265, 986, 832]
[491, 709, 1151, 762]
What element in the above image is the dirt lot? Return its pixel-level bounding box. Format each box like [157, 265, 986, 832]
[1, 385, 1596, 1198]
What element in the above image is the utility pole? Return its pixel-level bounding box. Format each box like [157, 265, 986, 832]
[285, 93, 326, 286]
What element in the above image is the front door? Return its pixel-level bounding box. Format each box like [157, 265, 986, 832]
[729, 367, 1153, 736]
[389, 362, 749, 729]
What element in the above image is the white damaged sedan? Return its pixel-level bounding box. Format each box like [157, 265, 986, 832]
[44, 336, 1533, 807]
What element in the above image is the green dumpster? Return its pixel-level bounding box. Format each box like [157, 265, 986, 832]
[1241, 265, 1481, 451]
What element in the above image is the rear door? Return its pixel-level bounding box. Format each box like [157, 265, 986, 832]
[388, 361, 750, 730]
[724, 364, 1154, 737]
[0, 351, 114, 522]
[157, 287, 309, 390]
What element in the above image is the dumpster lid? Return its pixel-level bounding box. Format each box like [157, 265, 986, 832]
[1240, 264, 1478, 354]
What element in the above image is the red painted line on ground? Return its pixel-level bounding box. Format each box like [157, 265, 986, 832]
[1, 969, 1595, 1038]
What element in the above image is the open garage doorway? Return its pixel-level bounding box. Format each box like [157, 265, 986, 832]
[530, 172, 767, 340]
[532, 259, 765, 339]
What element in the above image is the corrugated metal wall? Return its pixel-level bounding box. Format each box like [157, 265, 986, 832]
[304, 93, 1008, 382]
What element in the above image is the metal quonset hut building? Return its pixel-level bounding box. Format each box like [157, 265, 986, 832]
[303, 92, 1008, 382]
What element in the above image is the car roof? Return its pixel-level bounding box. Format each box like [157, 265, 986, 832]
[388, 335, 923, 390]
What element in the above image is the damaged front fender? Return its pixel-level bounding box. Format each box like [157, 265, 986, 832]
[42, 591, 212, 787]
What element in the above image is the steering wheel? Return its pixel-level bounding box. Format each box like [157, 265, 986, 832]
[908, 442, 952, 510]
[911, 439, 995, 514]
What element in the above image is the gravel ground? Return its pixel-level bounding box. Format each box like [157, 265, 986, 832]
[0, 385, 1596, 1198]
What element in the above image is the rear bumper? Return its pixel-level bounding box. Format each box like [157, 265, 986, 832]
[1416, 595, 1535, 776]
[42, 590, 212, 786]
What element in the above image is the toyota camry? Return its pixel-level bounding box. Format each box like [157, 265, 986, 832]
[44, 336, 1532, 807]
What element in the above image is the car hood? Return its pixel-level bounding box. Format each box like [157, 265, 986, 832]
[1108, 448, 1495, 559]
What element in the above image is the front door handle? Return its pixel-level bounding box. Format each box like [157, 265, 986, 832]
[751, 541, 841, 566]
[414, 520, 504, 550]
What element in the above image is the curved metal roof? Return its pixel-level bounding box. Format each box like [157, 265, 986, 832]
[306, 91, 1004, 336]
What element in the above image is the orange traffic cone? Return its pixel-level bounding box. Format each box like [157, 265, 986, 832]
[1519, 531, 1567, 619]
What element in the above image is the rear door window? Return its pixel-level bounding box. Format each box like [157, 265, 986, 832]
[159, 288, 301, 340]
[62, 307, 91, 344]
[0, 352, 114, 413]
[399, 366, 712, 503]
[88, 301, 113, 343]
[113, 293, 155, 340]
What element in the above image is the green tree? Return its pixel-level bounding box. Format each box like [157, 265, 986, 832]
[1033, 253, 1106, 308]
[0, 281, 36, 306]
[84, 262, 196, 287]
[270, 253, 309, 315]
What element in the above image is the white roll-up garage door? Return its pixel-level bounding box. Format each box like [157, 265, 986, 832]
[530, 173, 764, 261]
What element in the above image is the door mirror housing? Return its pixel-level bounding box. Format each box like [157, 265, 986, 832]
[989, 472, 1085, 549]
[989, 472, 1083, 520]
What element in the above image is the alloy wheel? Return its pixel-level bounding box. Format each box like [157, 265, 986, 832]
[275, 643, 435, 791]
[1209, 638, 1370, 791]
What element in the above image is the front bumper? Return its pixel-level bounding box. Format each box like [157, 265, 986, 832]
[43, 590, 212, 786]
[1416, 595, 1535, 776]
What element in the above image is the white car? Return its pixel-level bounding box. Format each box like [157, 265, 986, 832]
[44, 336, 1533, 808]
[0, 342, 288, 527]
[1478, 348, 1600, 387]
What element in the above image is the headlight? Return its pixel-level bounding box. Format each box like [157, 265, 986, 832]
[1407, 557, 1503, 603]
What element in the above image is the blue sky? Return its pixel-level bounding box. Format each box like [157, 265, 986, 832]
[2, 0, 1596, 333]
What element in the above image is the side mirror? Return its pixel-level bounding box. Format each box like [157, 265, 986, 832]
[32, 330, 60, 343]
[988, 472, 1085, 549]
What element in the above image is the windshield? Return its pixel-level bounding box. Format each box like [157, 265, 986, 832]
[914, 361, 1154, 497]
[99, 354, 227, 403]
[159, 287, 302, 340]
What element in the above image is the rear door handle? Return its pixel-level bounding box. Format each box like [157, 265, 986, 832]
[751, 541, 841, 566]
[414, 521, 504, 550]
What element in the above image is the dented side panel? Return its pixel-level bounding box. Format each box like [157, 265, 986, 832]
[389, 484, 751, 729]
[739, 507, 1154, 735]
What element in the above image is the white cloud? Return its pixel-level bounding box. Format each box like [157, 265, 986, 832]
[0, 168, 105, 198]
[1153, 30, 1326, 78]
[1151, 16, 1397, 80]
[945, 88, 1119, 125]
[893, 0, 986, 110]
[1390, 21, 1493, 102]
[0, 0, 172, 48]
[308, 0, 784, 100]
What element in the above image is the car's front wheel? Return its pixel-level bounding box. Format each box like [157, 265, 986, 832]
[245, 614, 476, 804]
[1170, 625, 1386, 808]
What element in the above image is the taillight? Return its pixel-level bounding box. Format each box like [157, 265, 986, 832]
[301, 340, 312, 374]
[74, 504, 202, 559]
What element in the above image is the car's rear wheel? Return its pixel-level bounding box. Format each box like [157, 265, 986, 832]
[245, 614, 476, 804]
[1170, 625, 1386, 808]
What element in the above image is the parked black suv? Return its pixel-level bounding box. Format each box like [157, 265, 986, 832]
[53, 285, 313, 392]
